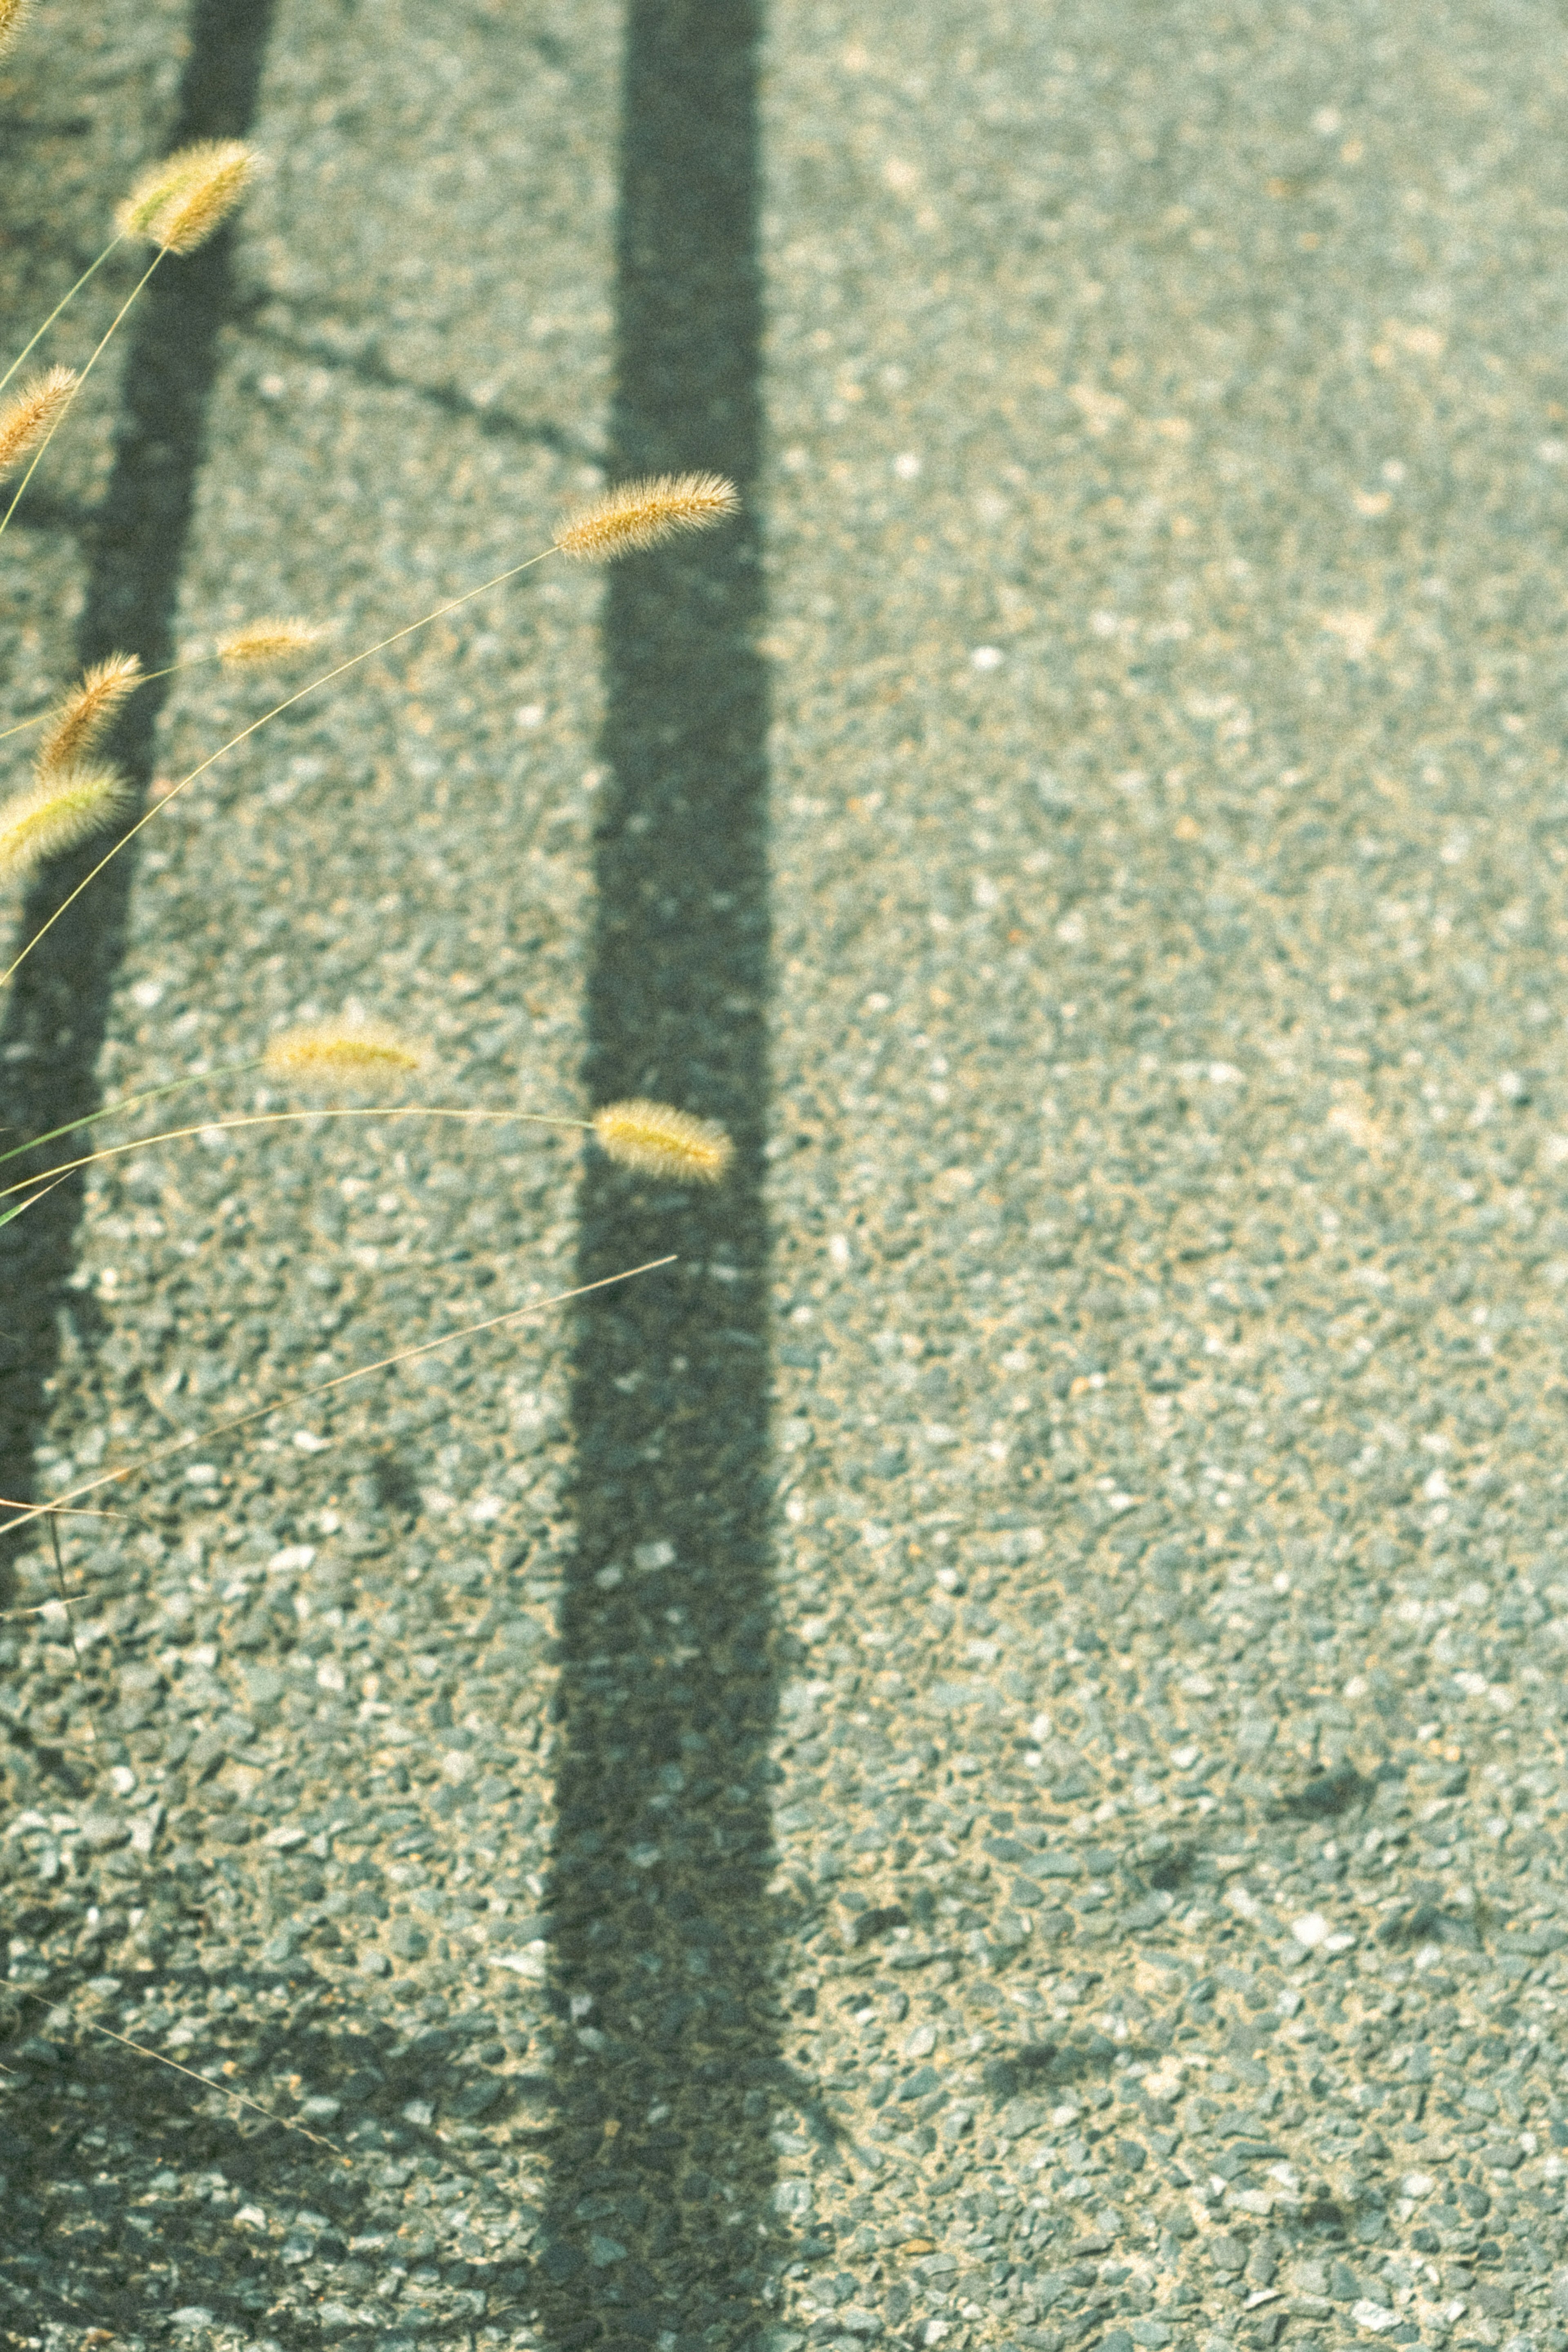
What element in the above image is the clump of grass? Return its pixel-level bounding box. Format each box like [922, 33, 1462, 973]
[0, 468, 738, 991]
[0, 0, 742, 2178]
[0, 140, 265, 554]
[0, 136, 264, 425]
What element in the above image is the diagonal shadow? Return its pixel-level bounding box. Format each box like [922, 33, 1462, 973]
[0, 0, 281, 1595]
[540, 0, 779, 2345]
[222, 284, 594, 460]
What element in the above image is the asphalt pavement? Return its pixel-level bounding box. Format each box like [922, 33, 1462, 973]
[6, 3, 1568, 2350]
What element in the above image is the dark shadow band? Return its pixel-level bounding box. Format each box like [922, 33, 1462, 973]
[541, 0, 779, 2342]
[0, 0, 281, 1584]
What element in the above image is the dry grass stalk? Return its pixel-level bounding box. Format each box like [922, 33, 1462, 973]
[0, 1101, 595, 1214]
[0, 472, 724, 994]
[0, 764, 127, 882]
[35, 652, 141, 773]
[0, 366, 78, 477]
[261, 1018, 430, 1093]
[0, 1984, 348, 2158]
[0, 20, 730, 2205]
[216, 616, 324, 665]
[592, 1098, 733, 1183]
[2, 1257, 675, 1544]
[555, 470, 740, 560]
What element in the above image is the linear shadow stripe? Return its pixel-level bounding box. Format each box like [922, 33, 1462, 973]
[0, 0, 280, 1583]
[541, 0, 778, 2342]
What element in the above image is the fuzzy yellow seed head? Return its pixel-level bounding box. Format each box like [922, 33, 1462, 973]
[261, 1019, 429, 1096]
[555, 471, 740, 561]
[0, 0, 33, 59]
[0, 765, 128, 883]
[592, 1098, 733, 1183]
[36, 653, 142, 775]
[215, 617, 325, 666]
[118, 140, 260, 253]
[118, 143, 227, 237]
[0, 366, 78, 477]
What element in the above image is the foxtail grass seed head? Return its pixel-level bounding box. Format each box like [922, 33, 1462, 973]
[36, 653, 142, 774]
[0, 765, 128, 884]
[118, 140, 259, 253]
[117, 143, 224, 237]
[555, 471, 740, 561]
[592, 1098, 733, 1184]
[215, 617, 325, 666]
[0, 0, 32, 59]
[0, 366, 78, 477]
[261, 1018, 429, 1096]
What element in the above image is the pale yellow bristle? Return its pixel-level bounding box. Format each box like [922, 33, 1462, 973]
[555, 471, 740, 562]
[35, 653, 142, 774]
[0, 765, 128, 883]
[261, 1020, 428, 1094]
[118, 143, 227, 238]
[0, 0, 33, 62]
[0, 366, 78, 477]
[118, 140, 259, 254]
[592, 1098, 733, 1183]
[215, 617, 324, 666]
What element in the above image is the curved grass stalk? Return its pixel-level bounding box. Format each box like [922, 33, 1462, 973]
[0, 1101, 592, 1209]
[0, 1058, 266, 1169]
[0, 252, 163, 549]
[0, 234, 126, 400]
[0, 545, 556, 994]
[0, 472, 737, 996]
[0, 1254, 676, 1543]
[0, 1083, 735, 1208]
[0, 1168, 66, 1229]
[0, 634, 327, 748]
[6, 1987, 347, 2158]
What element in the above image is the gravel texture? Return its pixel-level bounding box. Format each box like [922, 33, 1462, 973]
[6, 2, 1568, 2350]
